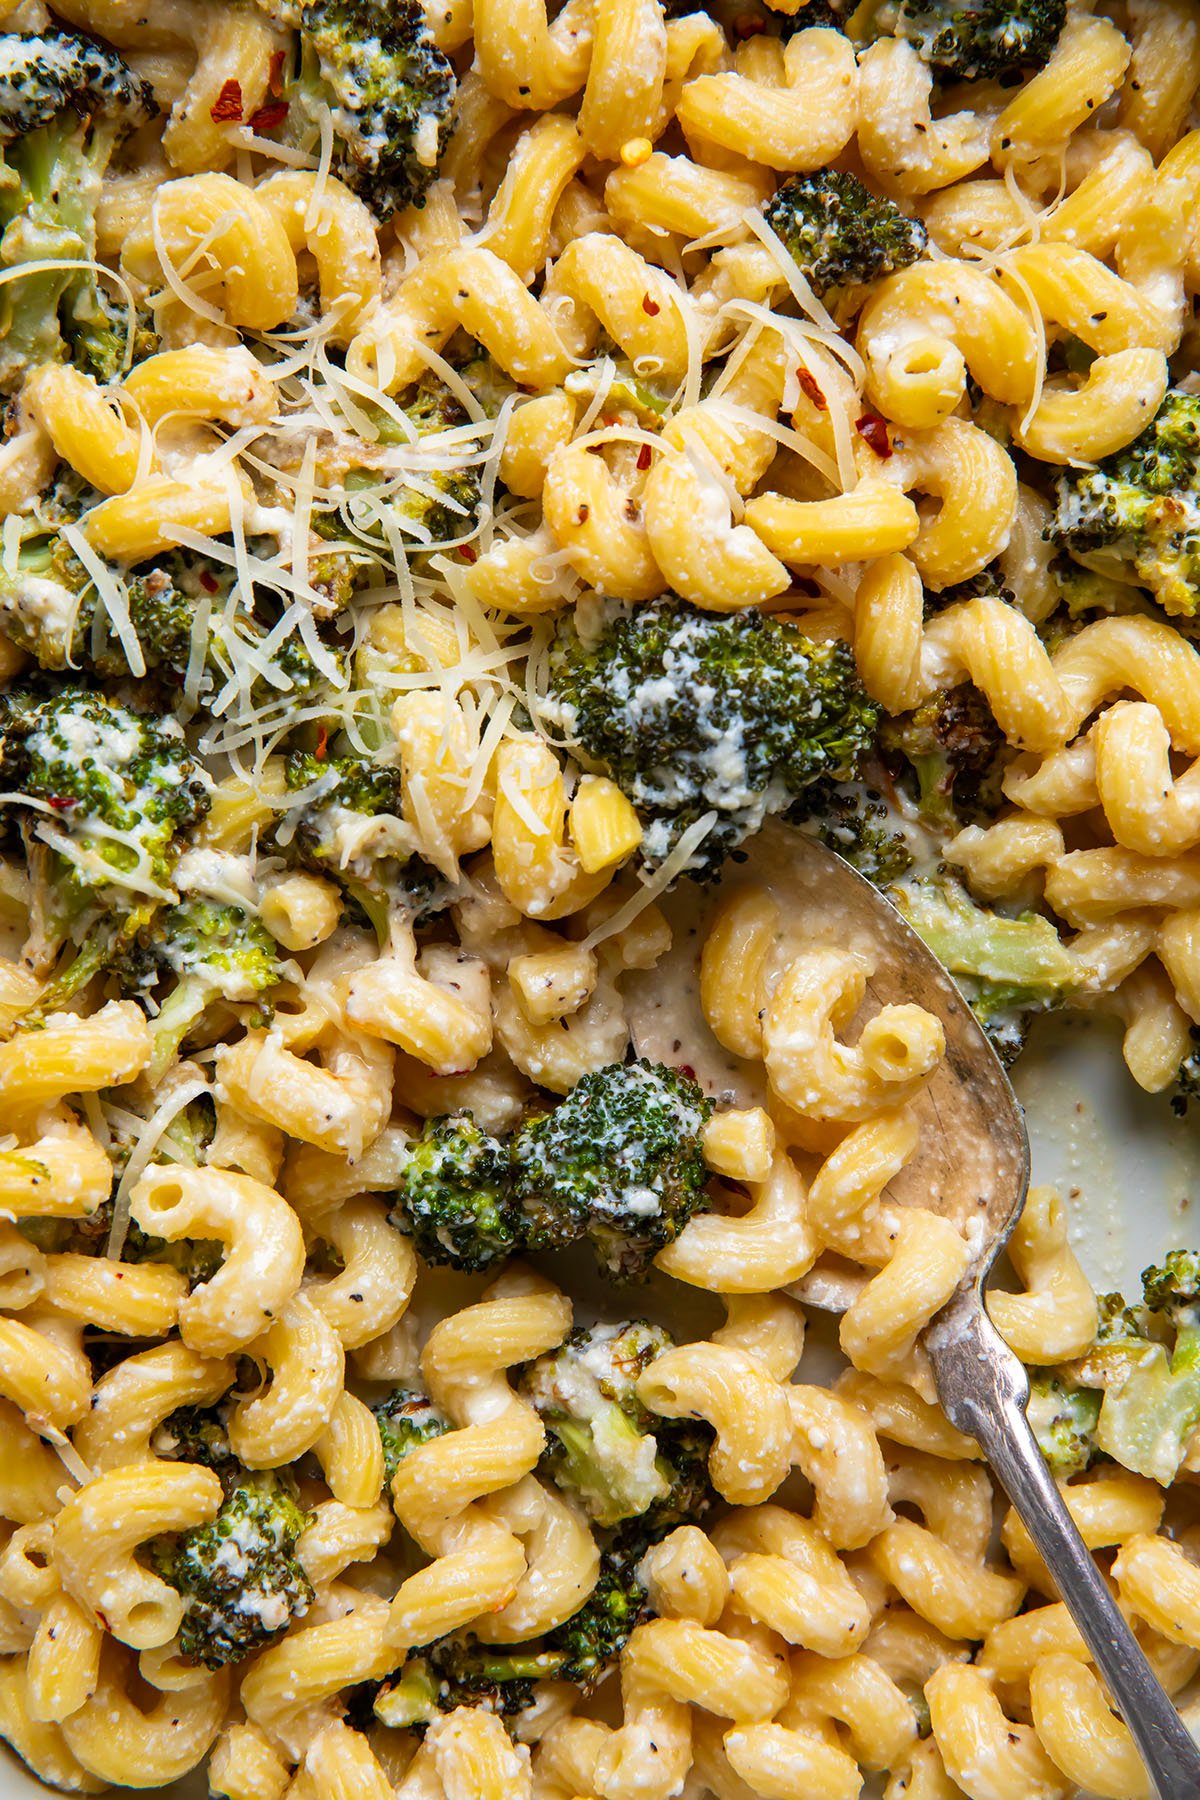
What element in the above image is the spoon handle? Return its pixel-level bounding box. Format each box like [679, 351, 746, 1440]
[928, 1304, 1200, 1799]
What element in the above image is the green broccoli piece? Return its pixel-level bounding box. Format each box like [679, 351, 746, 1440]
[389, 1112, 521, 1273]
[889, 0, 1066, 80]
[881, 682, 1011, 832]
[893, 873, 1078, 1066]
[0, 679, 209, 1004]
[282, 748, 424, 938]
[764, 170, 926, 301]
[316, 379, 484, 554]
[773, 0, 848, 33]
[150, 1467, 313, 1669]
[789, 778, 916, 887]
[1025, 1371, 1100, 1479]
[20, 1196, 223, 1285]
[1051, 391, 1200, 618]
[62, 285, 158, 386]
[546, 596, 880, 876]
[151, 1405, 237, 1472]
[376, 1547, 654, 1731]
[375, 1639, 559, 1729]
[1070, 1269, 1200, 1486]
[287, 0, 456, 220]
[521, 1322, 683, 1527]
[1171, 1029, 1200, 1116]
[0, 32, 156, 391]
[511, 1060, 714, 1282]
[112, 897, 285, 1082]
[371, 1387, 451, 1485]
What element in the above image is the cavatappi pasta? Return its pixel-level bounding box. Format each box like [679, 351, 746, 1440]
[0, 0, 1198, 1796]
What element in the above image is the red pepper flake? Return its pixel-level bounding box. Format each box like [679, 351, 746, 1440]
[855, 411, 892, 458]
[577, 503, 590, 524]
[210, 78, 244, 123]
[459, 543, 477, 563]
[267, 47, 286, 95]
[198, 569, 220, 593]
[46, 795, 75, 809]
[314, 724, 328, 762]
[797, 368, 827, 412]
[733, 13, 765, 36]
[636, 443, 652, 471]
[247, 99, 289, 132]
[677, 1063, 697, 1080]
[641, 293, 661, 316]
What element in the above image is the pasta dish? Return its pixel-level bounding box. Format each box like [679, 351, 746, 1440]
[0, 0, 1197, 1794]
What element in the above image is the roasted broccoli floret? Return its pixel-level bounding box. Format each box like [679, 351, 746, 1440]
[547, 596, 880, 875]
[1051, 391, 1200, 618]
[112, 897, 285, 1081]
[546, 1548, 652, 1686]
[0, 535, 334, 706]
[1171, 1029, 1200, 1115]
[882, 682, 1011, 831]
[0, 32, 156, 390]
[150, 1466, 312, 1669]
[894, 873, 1077, 1065]
[511, 1060, 714, 1282]
[151, 1405, 237, 1472]
[283, 749, 411, 936]
[521, 1322, 680, 1527]
[889, 0, 1066, 80]
[789, 777, 916, 886]
[389, 1112, 520, 1273]
[772, 0, 848, 33]
[371, 1388, 451, 1485]
[1068, 1268, 1200, 1486]
[764, 170, 926, 301]
[375, 1639, 559, 1728]
[0, 680, 209, 1002]
[376, 1545, 653, 1731]
[288, 0, 455, 219]
[1026, 1370, 1100, 1479]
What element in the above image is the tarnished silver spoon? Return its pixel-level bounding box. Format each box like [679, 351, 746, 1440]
[626, 821, 1200, 1798]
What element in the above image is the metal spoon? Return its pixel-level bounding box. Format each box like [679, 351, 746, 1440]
[625, 821, 1200, 1798]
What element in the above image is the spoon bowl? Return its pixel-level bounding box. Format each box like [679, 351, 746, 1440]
[625, 820, 1200, 1799]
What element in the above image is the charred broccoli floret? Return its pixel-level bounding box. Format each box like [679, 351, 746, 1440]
[112, 897, 285, 1081]
[375, 1639, 558, 1728]
[150, 1466, 312, 1669]
[288, 0, 455, 219]
[0, 32, 156, 390]
[789, 777, 916, 886]
[511, 1060, 714, 1282]
[889, 0, 1066, 81]
[882, 681, 1011, 831]
[376, 1546, 654, 1731]
[0, 535, 337, 718]
[1025, 1371, 1100, 1479]
[371, 1388, 451, 1485]
[388, 1112, 520, 1273]
[1171, 1029, 1200, 1115]
[283, 749, 411, 936]
[151, 1405, 237, 1472]
[764, 169, 926, 301]
[894, 873, 1078, 1066]
[547, 596, 880, 875]
[1051, 391, 1200, 618]
[546, 1548, 652, 1686]
[337, 380, 484, 550]
[521, 1322, 681, 1527]
[0, 680, 209, 1004]
[1068, 1268, 1200, 1486]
